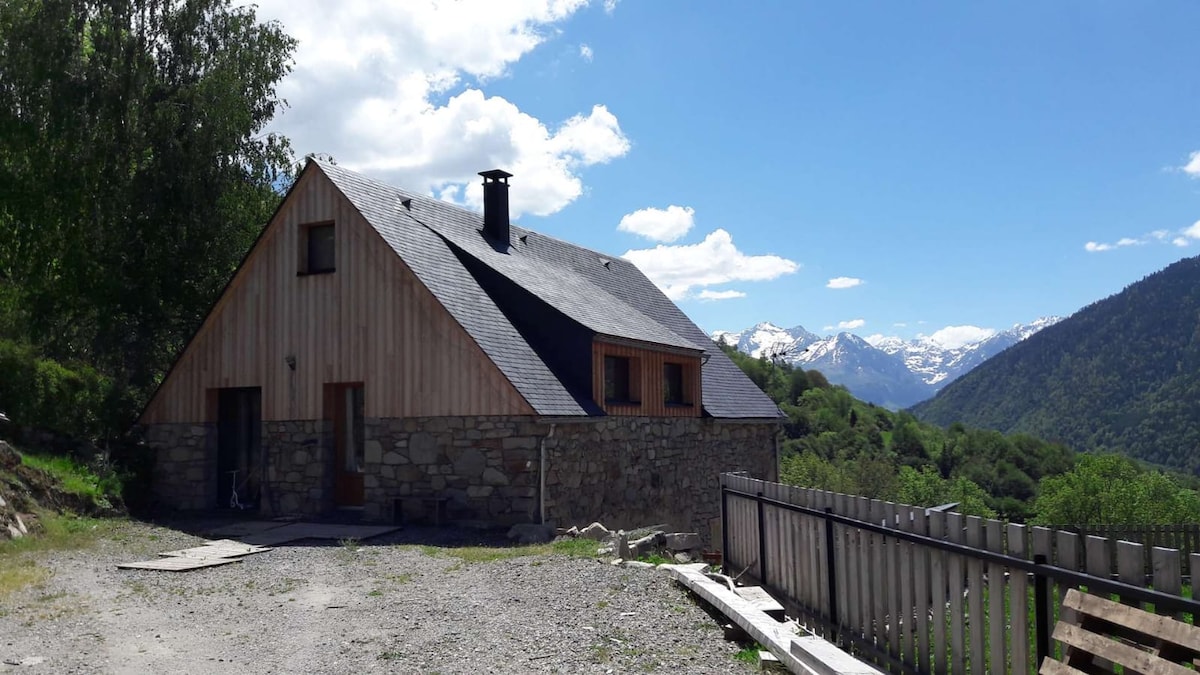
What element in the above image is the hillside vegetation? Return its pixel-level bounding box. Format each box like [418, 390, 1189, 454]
[721, 341, 1200, 524]
[911, 255, 1200, 474]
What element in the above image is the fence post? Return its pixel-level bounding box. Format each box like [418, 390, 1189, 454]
[720, 481, 729, 576]
[1034, 553, 1050, 668]
[824, 507, 839, 645]
[757, 491, 767, 583]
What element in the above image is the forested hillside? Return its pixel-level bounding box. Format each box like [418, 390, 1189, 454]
[0, 0, 295, 439]
[911, 255, 1200, 473]
[721, 341, 1200, 524]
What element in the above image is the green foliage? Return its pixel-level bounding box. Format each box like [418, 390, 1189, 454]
[912, 255, 1200, 474]
[1032, 454, 1200, 525]
[719, 341, 1063, 520]
[0, 338, 116, 438]
[18, 452, 123, 511]
[0, 0, 296, 435]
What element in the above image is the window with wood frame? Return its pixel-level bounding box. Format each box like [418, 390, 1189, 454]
[604, 355, 637, 404]
[663, 362, 686, 405]
[302, 222, 336, 274]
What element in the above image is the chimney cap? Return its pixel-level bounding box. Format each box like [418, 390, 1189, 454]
[479, 169, 513, 182]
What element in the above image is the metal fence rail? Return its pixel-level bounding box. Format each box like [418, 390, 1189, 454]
[719, 473, 1200, 675]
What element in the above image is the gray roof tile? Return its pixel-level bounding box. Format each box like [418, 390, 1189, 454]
[315, 160, 782, 419]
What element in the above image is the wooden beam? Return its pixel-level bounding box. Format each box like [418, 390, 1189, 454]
[665, 564, 881, 675]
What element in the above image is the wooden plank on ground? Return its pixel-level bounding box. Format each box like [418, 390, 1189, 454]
[735, 586, 786, 621]
[159, 539, 272, 558]
[665, 564, 883, 675]
[118, 557, 241, 571]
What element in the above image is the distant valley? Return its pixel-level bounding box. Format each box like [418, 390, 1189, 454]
[711, 317, 1060, 409]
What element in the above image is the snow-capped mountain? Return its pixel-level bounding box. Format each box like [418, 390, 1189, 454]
[713, 317, 1061, 409]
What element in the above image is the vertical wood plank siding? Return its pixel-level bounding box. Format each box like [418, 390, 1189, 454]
[141, 169, 534, 423]
[590, 341, 702, 417]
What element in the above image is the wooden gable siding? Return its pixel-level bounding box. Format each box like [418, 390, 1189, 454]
[140, 168, 533, 424]
[591, 341, 702, 417]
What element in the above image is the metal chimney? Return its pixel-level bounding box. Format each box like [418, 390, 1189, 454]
[479, 169, 513, 245]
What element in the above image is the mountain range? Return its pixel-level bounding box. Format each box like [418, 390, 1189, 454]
[711, 317, 1060, 409]
[911, 255, 1200, 473]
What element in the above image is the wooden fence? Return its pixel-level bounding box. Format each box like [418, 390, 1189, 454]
[720, 473, 1200, 675]
[1050, 523, 1200, 577]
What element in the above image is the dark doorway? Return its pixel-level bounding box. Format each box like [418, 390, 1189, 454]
[328, 383, 365, 508]
[216, 387, 262, 510]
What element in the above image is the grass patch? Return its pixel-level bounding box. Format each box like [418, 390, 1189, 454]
[638, 553, 671, 566]
[18, 452, 121, 509]
[0, 513, 124, 600]
[734, 643, 764, 665]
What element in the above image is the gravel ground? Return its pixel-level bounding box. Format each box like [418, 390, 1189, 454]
[0, 520, 757, 674]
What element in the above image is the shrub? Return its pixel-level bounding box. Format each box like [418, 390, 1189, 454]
[0, 338, 117, 439]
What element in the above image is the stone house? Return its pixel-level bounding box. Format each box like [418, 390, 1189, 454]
[139, 160, 781, 535]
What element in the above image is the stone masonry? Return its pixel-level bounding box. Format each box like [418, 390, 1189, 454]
[146, 415, 778, 540]
[145, 423, 214, 511]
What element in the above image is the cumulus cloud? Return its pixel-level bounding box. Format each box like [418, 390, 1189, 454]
[622, 229, 799, 300]
[603, 0, 619, 13]
[826, 276, 864, 290]
[925, 325, 997, 350]
[1183, 151, 1200, 178]
[579, 43, 594, 62]
[617, 205, 695, 242]
[252, 0, 627, 217]
[698, 289, 746, 301]
[838, 319, 866, 330]
[1085, 221, 1200, 252]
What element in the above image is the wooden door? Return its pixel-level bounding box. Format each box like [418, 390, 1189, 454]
[330, 383, 365, 507]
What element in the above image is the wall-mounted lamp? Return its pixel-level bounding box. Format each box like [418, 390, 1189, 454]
[701, 352, 711, 365]
[285, 355, 296, 371]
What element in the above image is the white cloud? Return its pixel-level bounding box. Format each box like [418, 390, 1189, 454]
[252, 0, 628, 217]
[925, 325, 997, 350]
[893, 322, 907, 328]
[698, 289, 746, 301]
[1085, 221, 1200, 253]
[617, 205, 695, 242]
[622, 229, 799, 300]
[1183, 151, 1200, 178]
[579, 43, 594, 62]
[603, 0, 619, 13]
[837, 319, 866, 330]
[822, 325, 833, 331]
[826, 276, 864, 289]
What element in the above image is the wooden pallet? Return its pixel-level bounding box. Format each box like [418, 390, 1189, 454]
[1040, 588, 1200, 675]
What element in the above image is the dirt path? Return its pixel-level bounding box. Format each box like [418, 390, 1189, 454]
[0, 521, 755, 674]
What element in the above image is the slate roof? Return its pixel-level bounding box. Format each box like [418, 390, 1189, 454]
[315, 160, 783, 420]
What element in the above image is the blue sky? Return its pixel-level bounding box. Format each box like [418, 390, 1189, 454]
[257, 1, 1200, 344]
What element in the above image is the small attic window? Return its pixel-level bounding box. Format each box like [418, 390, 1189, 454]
[302, 222, 336, 274]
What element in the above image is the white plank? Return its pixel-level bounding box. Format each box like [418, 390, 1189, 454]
[1008, 523, 1030, 675]
[930, 510, 949, 675]
[947, 512, 966, 675]
[966, 516, 986, 675]
[985, 518, 1005, 675]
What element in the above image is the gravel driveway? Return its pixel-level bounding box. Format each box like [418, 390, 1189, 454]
[0, 520, 756, 674]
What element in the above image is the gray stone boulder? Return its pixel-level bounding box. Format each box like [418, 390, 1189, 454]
[578, 522, 612, 541]
[664, 532, 702, 552]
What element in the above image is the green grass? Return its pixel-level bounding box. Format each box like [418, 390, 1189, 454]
[0, 513, 122, 600]
[638, 553, 671, 565]
[18, 452, 121, 508]
[412, 537, 598, 564]
[734, 643, 764, 665]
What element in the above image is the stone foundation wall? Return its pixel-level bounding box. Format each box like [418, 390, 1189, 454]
[262, 420, 331, 516]
[145, 423, 214, 511]
[146, 415, 778, 539]
[543, 419, 778, 542]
